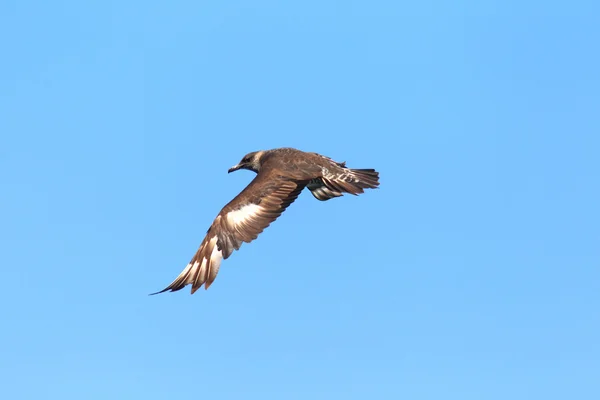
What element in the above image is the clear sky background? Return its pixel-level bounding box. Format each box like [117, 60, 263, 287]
[1, 1, 599, 399]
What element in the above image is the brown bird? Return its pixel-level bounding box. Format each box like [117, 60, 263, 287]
[152, 147, 380, 295]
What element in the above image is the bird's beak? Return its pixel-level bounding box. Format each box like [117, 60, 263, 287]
[228, 164, 241, 173]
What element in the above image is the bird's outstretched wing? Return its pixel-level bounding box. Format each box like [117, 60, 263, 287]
[152, 171, 306, 294]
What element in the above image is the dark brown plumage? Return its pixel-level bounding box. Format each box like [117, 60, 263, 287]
[152, 147, 380, 295]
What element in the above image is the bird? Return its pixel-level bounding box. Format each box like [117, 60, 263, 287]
[152, 147, 380, 295]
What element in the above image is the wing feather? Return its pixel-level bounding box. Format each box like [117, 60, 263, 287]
[152, 171, 306, 294]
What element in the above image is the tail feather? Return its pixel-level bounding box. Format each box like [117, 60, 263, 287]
[347, 168, 380, 190]
[308, 168, 380, 201]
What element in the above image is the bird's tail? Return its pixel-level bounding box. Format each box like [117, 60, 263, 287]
[308, 168, 380, 201]
[344, 168, 380, 191]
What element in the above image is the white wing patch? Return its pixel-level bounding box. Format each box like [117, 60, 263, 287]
[227, 203, 262, 225]
[209, 239, 223, 278]
[178, 236, 223, 288]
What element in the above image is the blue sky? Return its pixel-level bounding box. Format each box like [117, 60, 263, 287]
[1, 1, 599, 399]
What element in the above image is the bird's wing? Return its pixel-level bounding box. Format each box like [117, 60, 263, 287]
[152, 170, 306, 294]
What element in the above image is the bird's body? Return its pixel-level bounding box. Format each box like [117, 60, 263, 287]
[153, 147, 380, 295]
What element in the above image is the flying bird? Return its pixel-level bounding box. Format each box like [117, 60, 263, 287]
[153, 147, 380, 295]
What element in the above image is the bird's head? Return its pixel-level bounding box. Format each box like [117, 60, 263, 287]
[228, 151, 265, 174]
